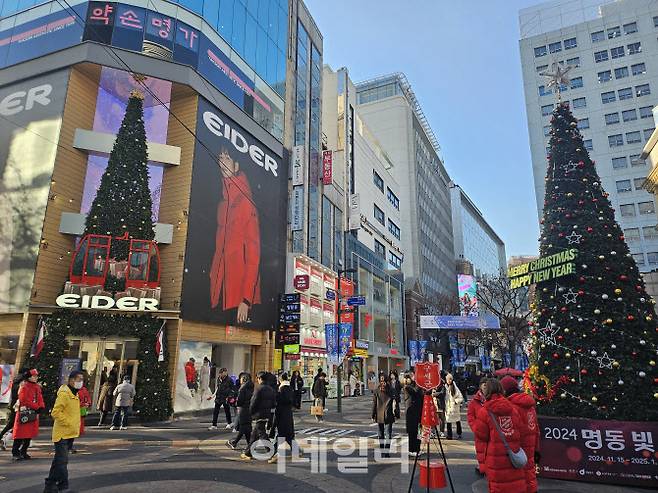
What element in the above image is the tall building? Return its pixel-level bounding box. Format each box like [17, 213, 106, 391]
[520, 0, 658, 272]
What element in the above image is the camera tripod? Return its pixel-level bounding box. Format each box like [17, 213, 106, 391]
[407, 425, 455, 493]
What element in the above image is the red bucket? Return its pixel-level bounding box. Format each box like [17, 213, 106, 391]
[419, 460, 447, 489]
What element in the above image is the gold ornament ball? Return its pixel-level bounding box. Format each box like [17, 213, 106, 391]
[591, 396, 598, 402]
[614, 288, 622, 295]
[544, 360, 550, 366]
[605, 318, 613, 325]
[654, 393, 658, 399]
[612, 361, 620, 369]
[565, 352, 571, 358]
[564, 328, 570, 333]
[650, 361, 656, 366]
[646, 316, 653, 321]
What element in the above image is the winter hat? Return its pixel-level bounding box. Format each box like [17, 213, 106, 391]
[28, 369, 39, 377]
[500, 376, 519, 395]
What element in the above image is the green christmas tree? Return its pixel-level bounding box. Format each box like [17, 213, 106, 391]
[531, 96, 658, 421]
[85, 90, 154, 262]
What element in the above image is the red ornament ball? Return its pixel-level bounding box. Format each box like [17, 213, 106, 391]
[553, 353, 560, 359]
[587, 227, 593, 233]
[581, 369, 588, 375]
[578, 290, 585, 296]
[619, 275, 628, 281]
[579, 277, 585, 283]
[627, 315, 635, 321]
[561, 307, 568, 312]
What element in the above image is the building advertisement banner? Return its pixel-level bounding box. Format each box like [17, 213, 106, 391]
[457, 274, 478, 316]
[322, 150, 333, 185]
[338, 322, 353, 361]
[420, 315, 501, 330]
[325, 323, 339, 365]
[291, 187, 304, 231]
[348, 193, 360, 230]
[538, 416, 658, 488]
[181, 98, 287, 329]
[292, 145, 305, 186]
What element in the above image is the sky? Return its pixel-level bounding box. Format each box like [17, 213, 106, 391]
[304, 0, 545, 257]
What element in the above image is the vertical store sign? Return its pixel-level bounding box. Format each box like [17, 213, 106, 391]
[348, 193, 360, 230]
[292, 145, 305, 186]
[291, 187, 304, 231]
[322, 150, 333, 185]
[457, 274, 478, 317]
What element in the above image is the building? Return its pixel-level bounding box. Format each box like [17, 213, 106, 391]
[520, 0, 658, 272]
[640, 106, 658, 301]
[0, 0, 319, 415]
[355, 73, 456, 353]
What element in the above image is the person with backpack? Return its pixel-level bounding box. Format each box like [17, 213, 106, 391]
[467, 376, 488, 475]
[242, 371, 276, 461]
[472, 378, 527, 493]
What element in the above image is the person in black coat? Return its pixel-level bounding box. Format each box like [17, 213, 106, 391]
[311, 373, 328, 422]
[389, 370, 402, 419]
[270, 373, 301, 462]
[208, 368, 233, 429]
[372, 375, 395, 456]
[227, 373, 254, 450]
[290, 370, 304, 410]
[432, 380, 447, 438]
[403, 372, 424, 455]
[242, 371, 277, 460]
[0, 368, 26, 450]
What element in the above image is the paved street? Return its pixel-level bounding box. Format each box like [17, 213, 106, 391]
[0, 396, 648, 492]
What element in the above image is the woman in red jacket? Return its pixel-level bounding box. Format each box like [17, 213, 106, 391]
[501, 376, 539, 493]
[466, 376, 487, 475]
[12, 369, 44, 460]
[472, 378, 527, 493]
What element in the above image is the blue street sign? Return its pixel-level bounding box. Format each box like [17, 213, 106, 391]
[347, 295, 366, 306]
[325, 289, 336, 301]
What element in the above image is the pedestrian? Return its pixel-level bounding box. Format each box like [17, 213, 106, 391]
[43, 370, 83, 493]
[402, 371, 423, 456]
[185, 357, 197, 396]
[242, 371, 277, 460]
[227, 373, 254, 450]
[96, 376, 117, 426]
[270, 372, 301, 463]
[69, 380, 91, 454]
[110, 375, 135, 430]
[472, 378, 527, 493]
[12, 369, 44, 461]
[432, 379, 447, 437]
[311, 372, 327, 422]
[348, 371, 359, 396]
[208, 367, 233, 430]
[0, 367, 26, 451]
[467, 376, 488, 475]
[444, 373, 464, 439]
[291, 370, 304, 409]
[372, 374, 395, 457]
[389, 370, 402, 419]
[313, 367, 323, 382]
[501, 376, 539, 493]
[199, 357, 211, 400]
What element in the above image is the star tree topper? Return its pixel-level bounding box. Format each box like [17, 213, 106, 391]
[540, 60, 573, 101]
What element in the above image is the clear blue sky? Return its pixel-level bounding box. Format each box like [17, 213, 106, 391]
[305, 0, 543, 257]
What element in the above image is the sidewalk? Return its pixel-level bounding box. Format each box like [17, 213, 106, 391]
[473, 477, 651, 492]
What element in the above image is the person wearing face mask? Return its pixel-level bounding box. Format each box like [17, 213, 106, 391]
[402, 372, 423, 456]
[43, 371, 83, 493]
[12, 368, 44, 461]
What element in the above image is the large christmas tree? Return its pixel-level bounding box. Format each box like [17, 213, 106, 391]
[85, 90, 154, 261]
[531, 83, 658, 421]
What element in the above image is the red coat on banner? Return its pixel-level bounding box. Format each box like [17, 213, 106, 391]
[210, 172, 261, 311]
[184, 361, 197, 384]
[13, 381, 44, 439]
[472, 394, 527, 493]
[508, 392, 540, 493]
[467, 389, 487, 474]
[78, 386, 91, 436]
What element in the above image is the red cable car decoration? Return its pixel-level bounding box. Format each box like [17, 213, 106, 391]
[70, 232, 160, 289]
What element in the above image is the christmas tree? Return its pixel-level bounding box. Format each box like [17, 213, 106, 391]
[85, 90, 154, 262]
[531, 69, 658, 421]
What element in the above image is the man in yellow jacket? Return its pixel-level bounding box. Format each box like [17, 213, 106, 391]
[43, 370, 82, 493]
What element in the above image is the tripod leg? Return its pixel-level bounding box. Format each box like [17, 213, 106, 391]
[433, 426, 456, 493]
[426, 439, 430, 493]
[407, 449, 421, 493]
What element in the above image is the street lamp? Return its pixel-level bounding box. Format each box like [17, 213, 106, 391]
[337, 267, 357, 413]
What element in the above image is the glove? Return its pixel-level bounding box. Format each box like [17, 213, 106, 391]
[534, 450, 541, 465]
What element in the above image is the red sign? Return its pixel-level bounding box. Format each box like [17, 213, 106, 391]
[415, 362, 441, 390]
[294, 275, 309, 290]
[421, 394, 439, 427]
[285, 353, 300, 361]
[538, 416, 658, 488]
[339, 277, 355, 325]
[322, 150, 333, 185]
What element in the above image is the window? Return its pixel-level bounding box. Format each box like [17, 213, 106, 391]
[623, 22, 638, 35]
[538, 85, 552, 96]
[645, 128, 655, 140]
[386, 187, 400, 210]
[543, 125, 551, 137]
[573, 97, 586, 108]
[534, 46, 547, 57]
[388, 219, 401, 239]
[374, 204, 385, 225]
[611, 46, 625, 59]
[622, 109, 638, 122]
[618, 87, 633, 100]
[374, 240, 385, 257]
[609, 134, 624, 147]
[591, 30, 605, 43]
[594, 50, 609, 63]
[388, 251, 402, 269]
[373, 170, 384, 192]
[598, 70, 612, 83]
[577, 118, 590, 129]
[642, 226, 657, 239]
[620, 203, 636, 216]
[541, 104, 554, 116]
[639, 201, 655, 214]
[636, 84, 651, 97]
[626, 131, 641, 144]
[616, 179, 632, 192]
[549, 41, 562, 53]
[605, 112, 620, 125]
[628, 42, 641, 54]
[566, 56, 580, 67]
[625, 228, 640, 240]
[648, 252, 658, 265]
[633, 253, 645, 265]
[584, 139, 593, 151]
[632, 63, 647, 76]
[631, 154, 643, 166]
[612, 156, 628, 168]
[608, 26, 621, 39]
[601, 91, 616, 103]
[615, 66, 629, 79]
[654, 16, 658, 28]
[570, 76, 583, 89]
[564, 37, 577, 49]
[640, 106, 654, 119]
[635, 177, 647, 190]
[536, 64, 548, 73]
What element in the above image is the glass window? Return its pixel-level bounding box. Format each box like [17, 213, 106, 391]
[642, 225, 656, 239]
[618, 87, 633, 100]
[389, 251, 402, 269]
[543, 125, 552, 137]
[628, 42, 642, 54]
[639, 201, 655, 214]
[633, 253, 645, 265]
[573, 97, 586, 108]
[374, 204, 385, 225]
[243, 14, 258, 67]
[534, 46, 547, 57]
[645, 128, 655, 140]
[333, 207, 343, 272]
[231, 1, 247, 55]
[616, 179, 632, 192]
[612, 156, 628, 168]
[541, 104, 554, 116]
[640, 106, 654, 119]
[218, 0, 235, 42]
[536, 64, 548, 72]
[564, 37, 577, 49]
[632, 63, 647, 76]
[608, 134, 624, 147]
[601, 91, 616, 103]
[622, 109, 638, 122]
[570, 76, 583, 89]
[566, 57, 580, 67]
[374, 239, 385, 257]
[611, 46, 625, 59]
[179, 0, 203, 15]
[322, 196, 333, 268]
[605, 112, 620, 125]
[538, 85, 552, 96]
[591, 30, 605, 43]
[635, 177, 647, 190]
[594, 50, 609, 63]
[577, 118, 590, 129]
[386, 187, 400, 210]
[648, 252, 658, 265]
[636, 84, 651, 97]
[608, 26, 621, 39]
[388, 219, 401, 239]
[598, 70, 612, 83]
[620, 203, 636, 216]
[549, 41, 562, 53]
[584, 139, 593, 151]
[631, 154, 643, 166]
[625, 228, 640, 240]
[623, 22, 638, 35]
[373, 170, 384, 192]
[615, 66, 629, 79]
[626, 131, 641, 144]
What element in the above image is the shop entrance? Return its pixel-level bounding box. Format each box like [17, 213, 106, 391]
[64, 337, 139, 412]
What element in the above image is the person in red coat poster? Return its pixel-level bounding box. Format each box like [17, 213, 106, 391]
[467, 376, 488, 476]
[12, 369, 44, 460]
[472, 378, 528, 493]
[209, 145, 261, 325]
[501, 376, 540, 493]
[184, 358, 197, 395]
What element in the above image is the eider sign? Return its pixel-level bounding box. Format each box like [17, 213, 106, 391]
[55, 294, 159, 311]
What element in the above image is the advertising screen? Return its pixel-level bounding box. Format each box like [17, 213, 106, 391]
[457, 273, 478, 316]
[181, 97, 287, 329]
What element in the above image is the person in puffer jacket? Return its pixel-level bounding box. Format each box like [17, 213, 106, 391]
[472, 378, 527, 493]
[466, 376, 488, 475]
[501, 376, 539, 493]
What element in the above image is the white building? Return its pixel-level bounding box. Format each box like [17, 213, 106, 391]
[520, 0, 658, 271]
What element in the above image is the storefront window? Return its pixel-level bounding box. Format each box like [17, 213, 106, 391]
[0, 335, 18, 364]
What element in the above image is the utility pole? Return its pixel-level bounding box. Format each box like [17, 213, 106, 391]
[337, 267, 356, 413]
